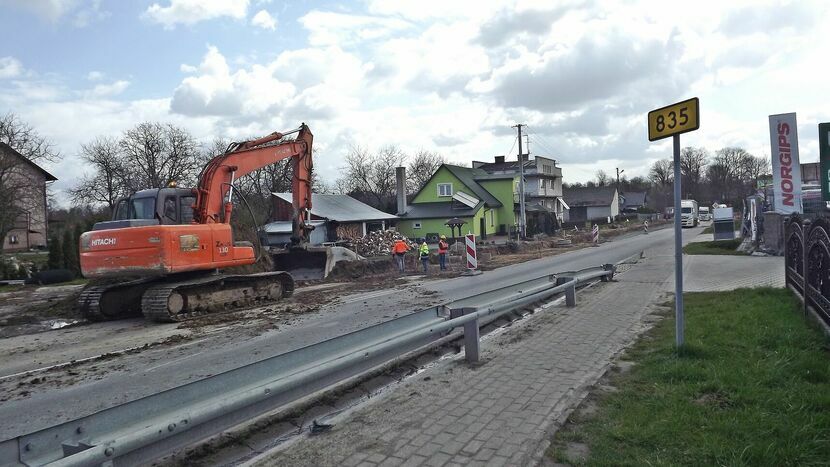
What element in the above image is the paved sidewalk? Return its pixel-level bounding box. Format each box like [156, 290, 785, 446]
[682, 255, 784, 292]
[250, 245, 678, 466]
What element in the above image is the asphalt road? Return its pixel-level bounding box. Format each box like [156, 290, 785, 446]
[0, 225, 700, 440]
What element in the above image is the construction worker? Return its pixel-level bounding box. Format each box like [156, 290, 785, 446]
[419, 239, 430, 274]
[438, 235, 449, 271]
[392, 238, 409, 272]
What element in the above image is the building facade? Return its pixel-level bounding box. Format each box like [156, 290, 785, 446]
[1, 142, 56, 252]
[397, 164, 514, 239]
[562, 186, 620, 223]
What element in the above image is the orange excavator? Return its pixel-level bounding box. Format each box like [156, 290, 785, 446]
[78, 124, 319, 322]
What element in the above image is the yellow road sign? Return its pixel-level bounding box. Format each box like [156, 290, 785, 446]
[648, 97, 699, 141]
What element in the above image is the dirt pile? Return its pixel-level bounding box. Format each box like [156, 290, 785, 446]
[348, 230, 417, 257]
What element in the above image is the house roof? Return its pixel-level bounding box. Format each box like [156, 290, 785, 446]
[400, 201, 483, 219]
[622, 191, 647, 208]
[262, 220, 326, 233]
[0, 142, 58, 181]
[272, 193, 398, 222]
[562, 186, 618, 207]
[441, 164, 503, 208]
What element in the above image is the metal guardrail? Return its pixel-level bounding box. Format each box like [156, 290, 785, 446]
[0, 264, 614, 467]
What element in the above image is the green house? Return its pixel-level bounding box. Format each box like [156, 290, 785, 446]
[397, 164, 516, 240]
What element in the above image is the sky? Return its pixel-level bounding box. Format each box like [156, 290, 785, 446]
[1, 0, 829, 200]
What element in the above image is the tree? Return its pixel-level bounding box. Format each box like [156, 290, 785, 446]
[595, 169, 610, 187]
[62, 229, 79, 276]
[69, 136, 129, 212]
[337, 144, 406, 212]
[47, 234, 63, 270]
[120, 122, 200, 190]
[407, 150, 445, 193]
[649, 159, 674, 209]
[0, 113, 59, 247]
[680, 147, 708, 200]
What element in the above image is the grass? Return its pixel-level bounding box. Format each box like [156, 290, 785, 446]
[701, 225, 713, 234]
[683, 238, 745, 255]
[550, 288, 830, 466]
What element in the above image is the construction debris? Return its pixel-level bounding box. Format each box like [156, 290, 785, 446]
[347, 230, 417, 257]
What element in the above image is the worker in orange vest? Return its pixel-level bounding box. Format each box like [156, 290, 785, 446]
[438, 235, 449, 271]
[392, 238, 409, 272]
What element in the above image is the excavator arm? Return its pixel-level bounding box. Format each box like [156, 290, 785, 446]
[193, 123, 314, 243]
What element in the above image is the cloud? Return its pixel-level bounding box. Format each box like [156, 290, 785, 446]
[0, 56, 24, 79]
[86, 80, 130, 98]
[87, 70, 104, 81]
[170, 45, 296, 117]
[299, 10, 413, 47]
[477, 5, 577, 48]
[0, 0, 109, 26]
[251, 9, 276, 30]
[144, 0, 249, 29]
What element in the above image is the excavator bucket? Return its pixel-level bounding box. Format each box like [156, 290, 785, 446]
[271, 246, 363, 281]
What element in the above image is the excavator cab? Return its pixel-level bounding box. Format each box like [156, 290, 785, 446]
[94, 188, 196, 231]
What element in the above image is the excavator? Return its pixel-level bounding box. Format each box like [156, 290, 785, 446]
[78, 123, 323, 322]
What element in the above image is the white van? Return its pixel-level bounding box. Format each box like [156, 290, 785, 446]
[681, 200, 698, 227]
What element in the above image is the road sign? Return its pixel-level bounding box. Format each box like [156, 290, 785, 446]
[647, 97, 701, 349]
[820, 123, 830, 202]
[648, 97, 699, 142]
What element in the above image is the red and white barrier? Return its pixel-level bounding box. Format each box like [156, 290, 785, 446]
[465, 234, 477, 269]
[592, 224, 599, 245]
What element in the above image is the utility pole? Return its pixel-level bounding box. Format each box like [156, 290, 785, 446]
[513, 123, 527, 239]
[616, 167, 624, 220]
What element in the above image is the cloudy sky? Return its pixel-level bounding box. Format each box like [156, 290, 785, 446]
[1, 0, 828, 198]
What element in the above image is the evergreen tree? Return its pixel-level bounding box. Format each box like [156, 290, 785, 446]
[62, 229, 79, 276]
[47, 235, 63, 270]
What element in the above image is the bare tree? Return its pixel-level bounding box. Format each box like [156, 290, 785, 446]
[337, 144, 407, 212]
[707, 147, 759, 203]
[407, 150, 445, 193]
[680, 147, 708, 199]
[69, 137, 129, 212]
[595, 169, 610, 187]
[649, 159, 674, 209]
[120, 122, 200, 190]
[0, 113, 59, 246]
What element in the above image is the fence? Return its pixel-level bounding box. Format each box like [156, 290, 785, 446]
[784, 214, 830, 326]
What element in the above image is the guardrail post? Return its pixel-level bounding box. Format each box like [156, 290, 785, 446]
[463, 318, 480, 363]
[451, 307, 480, 363]
[565, 282, 576, 307]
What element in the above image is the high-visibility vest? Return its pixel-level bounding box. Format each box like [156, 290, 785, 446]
[419, 243, 429, 257]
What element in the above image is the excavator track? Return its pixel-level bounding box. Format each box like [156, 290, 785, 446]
[141, 271, 295, 322]
[78, 278, 157, 321]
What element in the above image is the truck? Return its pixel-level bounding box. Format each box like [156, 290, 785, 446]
[698, 206, 711, 221]
[680, 199, 698, 227]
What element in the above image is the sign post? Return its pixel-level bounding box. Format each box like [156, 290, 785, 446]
[648, 97, 700, 348]
[820, 123, 830, 203]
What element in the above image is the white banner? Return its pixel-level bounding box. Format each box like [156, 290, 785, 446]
[769, 113, 802, 214]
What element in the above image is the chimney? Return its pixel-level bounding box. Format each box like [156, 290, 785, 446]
[494, 155, 505, 164]
[396, 166, 407, 215]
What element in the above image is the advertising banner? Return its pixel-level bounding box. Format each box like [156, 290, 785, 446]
[820, 123, 830, 202]
[769, 113, 802, 214]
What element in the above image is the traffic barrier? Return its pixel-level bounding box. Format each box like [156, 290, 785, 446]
[592, 224, 599, 246]
[0, 264, 616, 466]
[465, 234, 477, 269]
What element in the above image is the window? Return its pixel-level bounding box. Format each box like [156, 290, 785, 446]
[543, 164, 552, 174]
[131, 197, 157, 220]
[413, 222, 422, 229]
[9, 234, 18, 244]
[180, 196, 196, 224]
[163, 196, 177, 222]
[437, 183, 453, 197]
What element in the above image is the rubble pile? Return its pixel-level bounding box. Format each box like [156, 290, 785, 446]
[348, 230, 417, 257]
